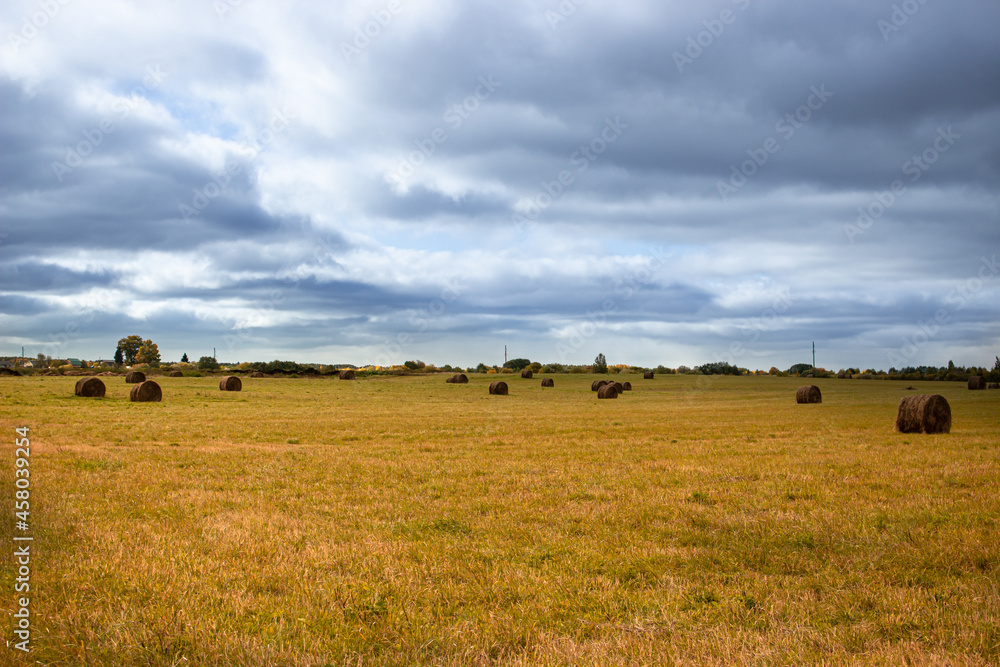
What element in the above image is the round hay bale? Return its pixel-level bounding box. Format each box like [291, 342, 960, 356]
[968, 376, 986, 390]
[795, 385, 822, 404]
[610, 382, 624, 394]
[643, 371, 654, 379]
[125, 370, 146, 384]
[129, 380, 162, 403]
[622, 381, 632, 391]
[597, 384, 618, 399]
[338, 370, 355, 380]
[988, 382, 1000, 390]
[449, 373, 468, 384]
[521, 369, 533, 379]
[219, 376, 242, 392]
[896, 394, 951, 434]
[591, 379, 609, 392]
[74, 377, 105, 398]
[541, 378, 554, 387]
[489, 381, 508, 395]
[168, 370, 183, 377]
[250, 371, 265, 378]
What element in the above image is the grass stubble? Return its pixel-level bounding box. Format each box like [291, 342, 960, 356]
[0, 374, 997, 665]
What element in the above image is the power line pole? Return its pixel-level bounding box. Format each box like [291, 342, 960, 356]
[812, 342, 816, 369]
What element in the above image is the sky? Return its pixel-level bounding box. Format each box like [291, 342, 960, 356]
[1, 0, 998, 371]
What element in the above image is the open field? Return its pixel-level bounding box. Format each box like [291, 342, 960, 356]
[1, 373, 998, 665]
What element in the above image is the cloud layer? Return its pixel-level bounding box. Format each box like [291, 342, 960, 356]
[2, 0, 998, 369]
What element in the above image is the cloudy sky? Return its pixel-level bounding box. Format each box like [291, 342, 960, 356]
[2, 0, 998, 370]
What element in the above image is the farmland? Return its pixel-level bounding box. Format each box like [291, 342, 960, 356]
[1, 373, 998, 665]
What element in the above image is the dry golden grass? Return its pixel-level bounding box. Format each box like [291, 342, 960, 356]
[1, 373, 998, 665]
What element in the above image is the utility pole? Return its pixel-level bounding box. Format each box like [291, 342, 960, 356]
[812, 342, 816, 369]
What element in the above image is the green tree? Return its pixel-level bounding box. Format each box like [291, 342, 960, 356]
[403, 360, 426, 371]
[787, 363, 813, 375]
[136, 339, 161, 367]
[502, 358, 532, 372]
[113, 347, 124, 365]
[593, 353, 608, 374]
[181, 353, 189, 363]
[198, 356, 220, 370]
[697, 361, 744, 376]
[117, 335, 144, 365]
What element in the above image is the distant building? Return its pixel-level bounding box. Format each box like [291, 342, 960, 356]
[66, 358, 83, 368]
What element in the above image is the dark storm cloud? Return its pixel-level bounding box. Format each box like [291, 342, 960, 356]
[0, 261, 117, 292]
[368, 184, 509, 221]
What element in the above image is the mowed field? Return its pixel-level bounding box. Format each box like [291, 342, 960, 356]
[1, 373, 998, 666]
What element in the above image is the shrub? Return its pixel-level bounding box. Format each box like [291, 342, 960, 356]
[198, 356, 220, 371]
[697, 361, 744, 376]
[503, 358, 532, 372]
